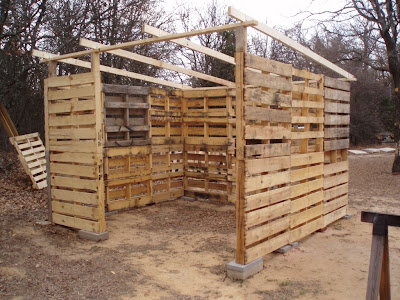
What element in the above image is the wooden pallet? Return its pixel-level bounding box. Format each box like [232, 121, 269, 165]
[323, 76, 351, 226]
[290, 68, 325, 242]
[182, 88, 236, 202]
[9, 132, 47, 189]
[240, 54, 293, 264]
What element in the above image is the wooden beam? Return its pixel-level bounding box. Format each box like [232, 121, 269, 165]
[80, 38, 235, 87]
[228, 7, 356, 80]
[98, 20, 257, 52]
[142, 24, 235, 65]
[32, 49, 191, 89]
[0, 103, 18, 138]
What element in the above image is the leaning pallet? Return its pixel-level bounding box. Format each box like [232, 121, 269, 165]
[9, 133, 47, 189]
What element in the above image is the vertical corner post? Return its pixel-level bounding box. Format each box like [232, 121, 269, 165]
[91, 50, 107, 233]
[235, 25, 247, 265]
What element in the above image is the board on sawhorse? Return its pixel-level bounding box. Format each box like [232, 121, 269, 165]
[362, 211, 400, 300]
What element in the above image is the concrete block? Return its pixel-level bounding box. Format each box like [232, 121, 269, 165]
[363, 148, 380, 153]
[342, 214, 352, 220]
[348, 150, 367, 155]
[78, 230, 109, 241]
[227, 257, 263, 280]
[274, 242, 299, 254]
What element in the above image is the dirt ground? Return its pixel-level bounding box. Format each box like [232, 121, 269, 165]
[1, 150, 400, 300]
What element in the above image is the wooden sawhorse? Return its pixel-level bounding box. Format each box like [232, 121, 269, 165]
[361, 211, 400, 300]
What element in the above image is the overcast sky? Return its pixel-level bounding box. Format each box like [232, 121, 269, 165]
[162, 0, 347, 29]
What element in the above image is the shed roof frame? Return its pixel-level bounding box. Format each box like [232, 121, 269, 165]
[32, 7, 356, 87]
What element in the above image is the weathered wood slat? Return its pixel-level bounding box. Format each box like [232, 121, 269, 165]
[324, 194, 348, 214]
[324, 76, 351, 91]
[244, 105, 291, 122]
[324, 127, 350, 139]
[291, 164, 324, 182]
[245, 143, 291, 158]
[48, 85, 95, 101]
[291, 204, 323, 228]
[245, 53, 292, 77]
[246, 216, 290, 246]
[104, 102, 149, 109]
[245, 125, 291, 140]
[291, 152, 324, 167]
[324, 183, 348, 201]
[324, 206, 347, 227]
[325, 87, 350, 101]
[244, 88, 291, 107]
[245, 70, 292, 91]
[246, 231, 290, 263]
[51, 176, 97, 191]
[291, 190, 324, 213]
[324, 173, 349, 189]
[324, 139, 349, 151]
[52, 189, 98, 205]
[52, 201, 99, 220]
[324, 102, 350, 114]
[52, 212, 100, 232]
[324, 161, 349, 176]
[47, 73, 94, 88]
[324, 115, 350, 125]
[290, 217, 323, 242]
[245, 171, 291, 193]
[246, 156, 290, 175]
[245, 186, 291, 212]
[246, 201, 291, 228]
[291, 178, 324, 198]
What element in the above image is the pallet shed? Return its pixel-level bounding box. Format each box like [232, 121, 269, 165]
[33, 7, 353, 275]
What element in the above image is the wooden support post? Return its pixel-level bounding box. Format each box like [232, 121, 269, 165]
[45, 61, 56, 222]
[235, 26, 247, 265]
[92, 50, 107, 233]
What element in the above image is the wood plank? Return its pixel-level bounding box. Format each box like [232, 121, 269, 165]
[246, 200, 291, 228]
[244, 88, 291, 107]
[290, 217, 323, 242]
[245, 186, 291, 211]
[292, 84, 324, 96]
[324, 205, 347, 227]
[291, 204, 323, 228]
[292, 68, 323, 81]
[291, 190, 324, 213]
[325, 88, 350, 102]
[51, 176, 97, 191]
[324, 139, 350, 151]
[246, 216, 290, 246]
[324, 102, 350, 114]
[103, 84, 149, 95]
[245, 171, 291, 193]
[324, 161, 349, 176]
[47, 72, 94, 88]
[291, 164, 324, 182]
[324, 183, 348, 201]
[245, 53, 292, 77]
[49, 141, 97, 153]
[104, 102, 149, 109]
[324, 194, 348, 214]
[52, 201, 99, 220]
[184, 137, 230, 146]
[246, 231, 290, 263]
[48, 85, 95, 101]
[245, 105, 291, 123]
[324, 76, 351, 91]
[245, 142, 291, 158]
[51, 152, 96, 164]
[324, 173, 349, 189]
[291, 131, 324, 139]
[245, 125, 291, 140]
[246, 156, 290, 175]
[48, 99, 95, 114]
[324, 114, 350, 126]
[49, 114, 96, 126]
[106, 145, 151, 157]
[52, 212, 100, 232]
[50, 163, 96, 178]
[52, 189, 98, 205]
[291, 152, 324, 167]
[324, 127, 349, 139]
[49, 127, 96, 140]
[291, 178, 323, 198]
[292, 116, 324, 124]
[291, 100, 324, 109]
[245, 70, 292, 91]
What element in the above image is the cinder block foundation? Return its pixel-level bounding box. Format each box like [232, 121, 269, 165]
[78, 230, 109, 241]
[274, 242, 299, 254]
[227, 257, 263, 280]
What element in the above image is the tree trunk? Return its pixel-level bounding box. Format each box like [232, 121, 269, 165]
[392, 89, 400, 174]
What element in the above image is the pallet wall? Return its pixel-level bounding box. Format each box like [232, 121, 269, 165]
[236, 54, 349, 265]
[182, 89, 236, 202]
[323, 77, 350, 226]
[45, 71, 106, 233]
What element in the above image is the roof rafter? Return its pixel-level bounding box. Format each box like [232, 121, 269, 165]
[142, 24, 235, 65]
[228, 7, 356, 80]
[79, 38, 235, 87]
[41, 20, 258, 63]
[32, 49, 191, 89]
